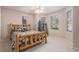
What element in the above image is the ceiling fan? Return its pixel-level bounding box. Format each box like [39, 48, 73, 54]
[34, 6, 44, 14]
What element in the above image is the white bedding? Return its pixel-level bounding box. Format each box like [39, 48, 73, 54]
[11, 31, 32, 41]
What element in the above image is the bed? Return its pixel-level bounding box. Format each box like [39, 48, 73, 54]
[9, 24, 47, 52]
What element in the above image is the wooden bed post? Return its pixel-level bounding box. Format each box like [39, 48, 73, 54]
[30, 35, 33, 44]
[45, 33, 47, 43]
[16, 35, 19, 52]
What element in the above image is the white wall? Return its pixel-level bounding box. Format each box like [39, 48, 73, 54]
[33, 7, 73, 41]
[73, 6, 79, 51]
[1, 7, 34, 41]
[47, 8, 66, 38]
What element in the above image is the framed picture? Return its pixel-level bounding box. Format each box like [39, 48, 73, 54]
[22, 16, 27, 24]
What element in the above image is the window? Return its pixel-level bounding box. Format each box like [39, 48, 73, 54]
[50, 15, 59, 30]
[22, 16, 27, 24]
[67, 10, 72, 32]
[40, 17, 46, 22]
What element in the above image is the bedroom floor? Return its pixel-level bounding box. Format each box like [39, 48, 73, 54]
[25, 36, 74, 52]
[0, 36, 76, 52]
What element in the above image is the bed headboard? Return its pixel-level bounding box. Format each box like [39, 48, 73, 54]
[10, 24, 31, 31]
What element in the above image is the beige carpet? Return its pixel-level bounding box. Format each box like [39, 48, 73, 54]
[0, 36, 75, 52]
[24, 36, 74, 52]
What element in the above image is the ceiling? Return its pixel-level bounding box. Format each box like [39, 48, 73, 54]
[3, 6, 66, 14]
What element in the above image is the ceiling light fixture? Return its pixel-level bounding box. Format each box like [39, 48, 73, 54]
[34, 6, 44, 14]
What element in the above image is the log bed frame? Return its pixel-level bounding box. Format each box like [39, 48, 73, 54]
[9, 24, 47, 52]
[16, 31, 47, 52]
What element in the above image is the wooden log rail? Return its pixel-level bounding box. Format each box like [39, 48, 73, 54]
[15, 32, 47, 52]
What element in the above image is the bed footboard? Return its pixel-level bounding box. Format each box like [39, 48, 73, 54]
[15, 32, 47, 52]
